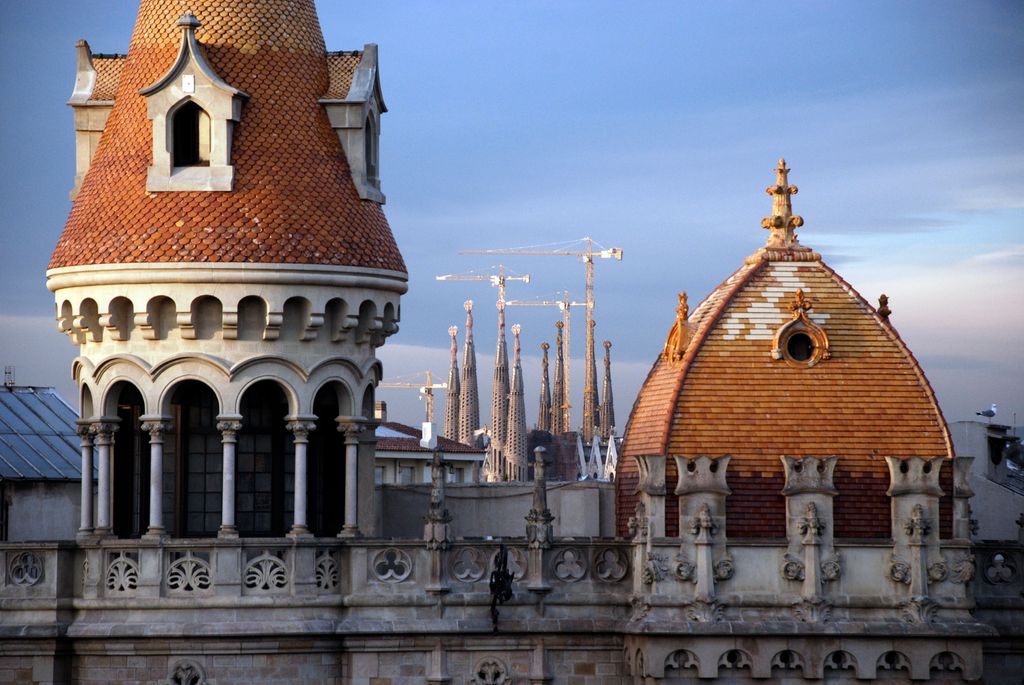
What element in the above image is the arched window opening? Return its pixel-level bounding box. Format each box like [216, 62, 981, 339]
[191, 296, 222, 340]
[147, 296, 177, 340]
[282, 297, 311, 340]
[237, 296, 267, 341]
[108, 297, 135, 341]
[237, 381, 293, 537]
[361, 384, 375, 420]
[169, 381, 221, 537]
[310, 385, 345, 536]
[111, 383, 148, 539]
[172, 101, 211, 167]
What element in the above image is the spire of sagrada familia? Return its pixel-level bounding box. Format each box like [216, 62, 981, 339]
[505, 324, 528, 481]
[551, 320, 567, 434]
[443, 325, 460, 440]
[582, 319, 600, 444]
[457, 300, 481, 447]
[599, 339, 615, 441]
[537, 342, 552, 432]
[486, 301, 510, 479]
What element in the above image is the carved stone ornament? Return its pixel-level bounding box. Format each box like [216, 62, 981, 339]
[930, 651, 966, 674]
[889, 554, 912, 585]
[928, 561, 949, 583]
[877, 651, 912, 673]
[685, 598, 725, 623]
[244, 550, 289, 591]
[689, 502, 717, 537]
[823, 651, 857, 673]
[552, 547, 587, 582]
[7, 551, 44, 586]
[714, 553, 735, 581]
[820, 555, 842, 582]
[372, 548, 413, 583]
[782, 553, 805, 581]
[627, 501, 648, 542]
[105, 551, 139, 593]
[315, 551, 339, 592]
[665, 650, 699, 673]
[770, 289, 831, 366]
[451, 547, 487, 583]
[662, 291, 690, 362]
[642, 552, 669, 585]
[166, 551, 212, 593]
[719, 649, 752, 671]
[593, 547, 629, 583]
[898, 598, 939, 625]
[469, 658, 509, 685]
[792, 597, 832, 624]
[761, 158, 804, 249]
[629, 594, 652, 622]
[165, 658, 207, 685]
[951, 554, 976, 584]
[903, 503, 931, 542]
[675, 554, 695, 583]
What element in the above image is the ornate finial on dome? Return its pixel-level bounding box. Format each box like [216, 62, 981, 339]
[176, 12, 201, 30]
[877, 294, 891, 322]
[761, 158, 805, 249]
[448, 325, 458, 339]
[662, 291, 691, 363]
[464, 300, 474, 332]
[512, 324, 522, 360]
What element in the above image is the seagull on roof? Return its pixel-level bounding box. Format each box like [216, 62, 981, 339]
[976, 403, 997, 418]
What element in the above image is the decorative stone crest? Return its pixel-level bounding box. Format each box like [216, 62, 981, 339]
[889, 554, 912, 585]
[820, 555, 842, 582]
[927, 561, 949, 583]
[166, 551, 212, 593]
[244, 551, 288, 591]
[903, 503, 931, 543]
[780, 455, 838, 495]
[593, 548, 629, 583]
[798, 502, 825, 541]
[983, 552, 1016, 584]
[165, 658, 206, 685]
[684, 598, 724, 623]
[689, 503, 717, 537]
[782, 553, 805, 581]
[629, 595, 652, 622]
[451, 547, 487, 582]
[792, 597, 832, 623]
[642, 552, 669, 585]
[898, 597, 939, 624]
[552, 548, 587, 582]
[713, 553, 735, 581]
[951, 554, 976, 584]
[372, 548, 413, 583]
[470, 657, 509, 685]
[627, 501, 648, 542]
[7, 551, 44, 586]
[675, 554, 695, 583]
[315, 551, 339, 592]
[105, 551, 139, 593]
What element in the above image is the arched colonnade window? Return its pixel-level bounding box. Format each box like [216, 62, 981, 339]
[78, 377, 367, 539]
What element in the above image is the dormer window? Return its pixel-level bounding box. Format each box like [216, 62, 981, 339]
[140, 13, 247, 191]
[172, 101, 210, 167]
[771, 289, 831, 367]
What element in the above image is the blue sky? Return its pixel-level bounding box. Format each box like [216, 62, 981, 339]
[1, 1, 1021, 430]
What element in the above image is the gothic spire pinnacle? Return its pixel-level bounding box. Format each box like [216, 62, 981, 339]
[599, 340, 615, 441]
[487, 299, 511, 481]
[582, 318, 600, 444]
[506, 323, 528, 481]
[537, 342, 552, 433]
[761, 158, 805, 249]
[443, 325, 460, 441]
[458, 301, 481, 447]
[551, 320, 567, 434]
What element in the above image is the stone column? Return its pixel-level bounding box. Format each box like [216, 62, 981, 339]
[525, 447, 554, 593]
[635, 455, 666, 538]
[91, 419, 119, 536]
[217, 416, 243, 538]
[337, 418, 364, 537]
[952, 455, 975, 540]
[76, 420, 94, 535]
[885, 455, 945, 622]
[425, 448, 452, 595]
[287, 417, 317, 537]
[140, 418, 172, 537]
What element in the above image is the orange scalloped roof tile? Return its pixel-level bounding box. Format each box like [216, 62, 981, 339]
[325, 51, 362, 99]
[50, 0, 405, 274]
[89, 54, 126, 101]
[618, 250, 952, 538]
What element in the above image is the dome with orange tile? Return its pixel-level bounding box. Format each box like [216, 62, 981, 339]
[49, 0, 405, 273]
[617, 161, 952, 539]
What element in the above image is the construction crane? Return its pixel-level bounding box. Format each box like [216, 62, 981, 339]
[435, 264, 531, 307]
[379, 371, 447, 424]
[461, 237, 623, 441]
[505, 290, 584, 429]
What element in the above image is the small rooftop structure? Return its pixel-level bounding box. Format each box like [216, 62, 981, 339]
[0, 386, 83, 481]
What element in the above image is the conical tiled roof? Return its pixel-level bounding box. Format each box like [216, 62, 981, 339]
[50, 0, 405, 272]
[618, 162, 952, 539]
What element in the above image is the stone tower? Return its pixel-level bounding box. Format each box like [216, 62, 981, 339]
[505, 324, 528, 481]
[599, 339, 615, 441]
[582, 319, 600, 444]
[442, 325, 460, 441]
[486, 301, 510, 480]
[51, 0, 404, 540]
[457, 300, 481, 447]
[537, 341, 552, 433]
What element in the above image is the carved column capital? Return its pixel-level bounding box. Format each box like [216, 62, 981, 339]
[140, 419, 173, 442]
[336, 416, 367, 442]
[76, 419, 95, 443]
[286, 417, 318, 443]
[216, 414, 243, 439]
[90, 419, 120, 443]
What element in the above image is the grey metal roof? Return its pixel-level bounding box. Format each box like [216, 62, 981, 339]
[0, 386, 83, 481]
